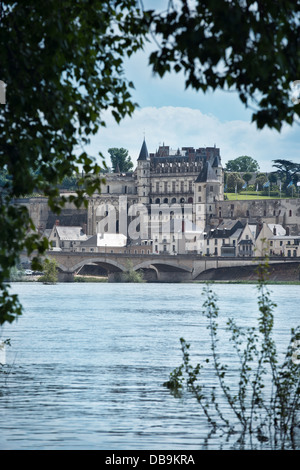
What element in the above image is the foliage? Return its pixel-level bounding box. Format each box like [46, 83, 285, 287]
[226, 172, 244, 192]
[268, 172, 278, 190]
[255, 172, 268, 190]
[226, 156, 260, 173]
[0, 0, 149, 325]
[108, 148, 134, 173]
[39, 258, 58, 284]
[164, 259, 300, 449]
[272, 160, 300, 192]
[114, 261, 144, 283]
[8, 266, 25, 281]
[242, 172, 253, 184]
[148, 0, 300, 131]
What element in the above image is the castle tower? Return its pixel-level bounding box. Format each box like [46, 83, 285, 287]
[194, 159, 223, 232]
[136, 139, 150, 205]
[212, 154, 224, 201]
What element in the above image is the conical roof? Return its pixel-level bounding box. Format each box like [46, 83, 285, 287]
[195, 161, 219, 183]
[137, 139, 149, 161]
[212, 155, 221, 168]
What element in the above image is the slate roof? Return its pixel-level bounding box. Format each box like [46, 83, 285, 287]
[195, 161, 219, 183]
[137, 139, 149, 161]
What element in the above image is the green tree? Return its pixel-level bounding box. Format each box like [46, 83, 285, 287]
[242, 172, 253, 185]
[108, 148, 134, 173]
[226, 156, 260, 173]
[255, 172, 268, 190]
[148, 0, 300, 130]
[268, 172, 278, 190]
[226, 172, 244, 192]
[272, 160, 300, 193]
[39, 258, 58, 284]
[0, 0, 148, 325]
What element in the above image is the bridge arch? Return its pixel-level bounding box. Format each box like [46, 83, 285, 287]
[53, 256, 126, 274]
[132, 259, 192, 273]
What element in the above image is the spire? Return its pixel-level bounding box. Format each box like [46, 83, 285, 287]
[137, 138, 149, 161]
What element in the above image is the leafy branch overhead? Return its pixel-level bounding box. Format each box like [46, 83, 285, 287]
[147, 0, 300, 131]
[0, 0, 149, 325]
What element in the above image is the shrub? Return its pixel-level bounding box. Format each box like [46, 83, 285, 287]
[164, 258, 300, 449]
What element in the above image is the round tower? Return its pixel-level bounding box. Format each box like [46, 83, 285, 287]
[136, 139, 150, 205]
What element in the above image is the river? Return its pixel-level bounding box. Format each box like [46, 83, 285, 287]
[0, 282, 299, 450]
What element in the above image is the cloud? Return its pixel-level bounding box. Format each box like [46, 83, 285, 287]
[88, 106, 299, 172]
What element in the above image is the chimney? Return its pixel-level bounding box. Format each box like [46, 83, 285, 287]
[55, 220, 60, 226]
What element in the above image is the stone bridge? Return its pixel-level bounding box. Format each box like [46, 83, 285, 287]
[47, 251, 300, 282]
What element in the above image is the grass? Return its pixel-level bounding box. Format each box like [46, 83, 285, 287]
[225, 192, 280, 200]
[225, 191, 299, 200]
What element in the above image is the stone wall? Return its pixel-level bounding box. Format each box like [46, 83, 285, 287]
[215, 198, 300, 235]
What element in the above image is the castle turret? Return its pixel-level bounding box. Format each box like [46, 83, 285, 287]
[136, 139, 150, 205]
[194, 159, 223, 232]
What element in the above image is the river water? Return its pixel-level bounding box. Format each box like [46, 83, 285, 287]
[0, 282, 299, 450]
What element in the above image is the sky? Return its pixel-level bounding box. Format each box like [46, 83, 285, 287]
[86, 3, 299, 174]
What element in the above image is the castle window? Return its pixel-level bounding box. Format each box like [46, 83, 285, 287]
[289, 210, 292, 217]
[210, 186, 213, 192]
[107, 185, 110, 193]
[198, 196, 201, 202]
[155, 198, 160, 204]
[163, 198, 168, 203]
[188, 197, 193, 203]
[171, 197, 176, 203]
[198, 186, 201, 191]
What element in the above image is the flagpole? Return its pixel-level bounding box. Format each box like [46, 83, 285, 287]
[279, 180, 281, 199]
